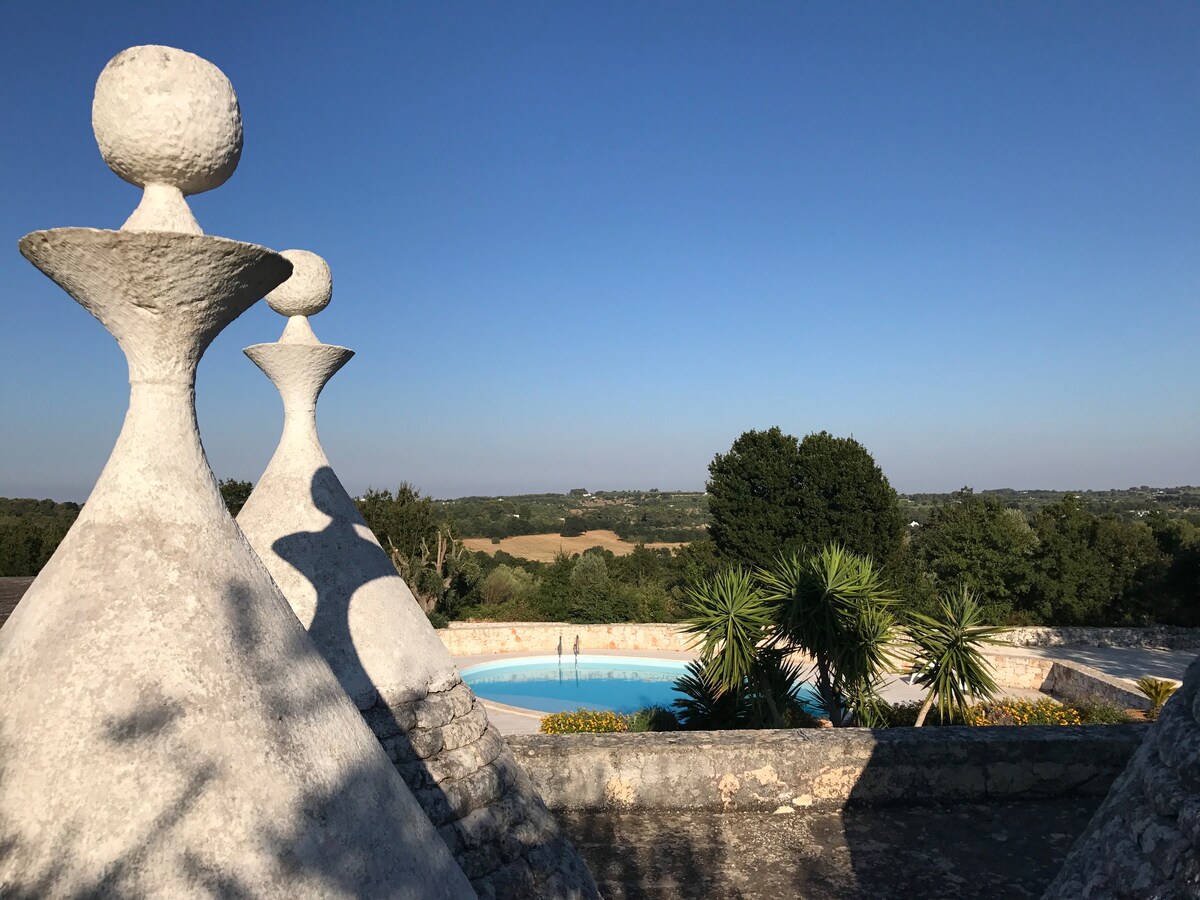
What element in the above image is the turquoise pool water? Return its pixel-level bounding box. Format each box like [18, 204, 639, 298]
[460, 655, 688, 714]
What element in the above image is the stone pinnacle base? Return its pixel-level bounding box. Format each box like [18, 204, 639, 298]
[1043, 656, 1200, 897]
[365, 677, 600, 900]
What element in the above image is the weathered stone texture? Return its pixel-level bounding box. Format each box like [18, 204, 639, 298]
[985, 652, 1150, 709]
[438, 621, 1200, 656]
[508, 726, 1146, 813]
[369, 680, 599, 898]
[237, 251, 598, 898]
[1044, 656, 1200, 898]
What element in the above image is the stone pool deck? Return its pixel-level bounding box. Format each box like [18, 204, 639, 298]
[561, 797, 1102, 899]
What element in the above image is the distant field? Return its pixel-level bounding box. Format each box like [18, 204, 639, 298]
[462, 529, 687, 562]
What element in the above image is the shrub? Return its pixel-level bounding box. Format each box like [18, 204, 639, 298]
[877, 699, 966, 727]
[629, 705, 681, 732]
[426, 609, 449, 630]
[540, 708, 630, 734]
[1135, 676, 1179, 720]
[1066, 695, 1134, 725]
[480, 564, 538, 605]
[963, 698, 1082, 727]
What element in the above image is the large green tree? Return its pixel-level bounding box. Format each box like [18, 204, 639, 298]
[707, 428, 903, 570]
[1029, 495, 1165, 625]
[913, 488, 1037, 624]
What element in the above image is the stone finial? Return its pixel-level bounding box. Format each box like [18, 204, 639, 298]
[93, 45, 243, 235]
[266, 249, 333, 344]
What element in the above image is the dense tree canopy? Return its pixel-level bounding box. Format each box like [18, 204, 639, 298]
[707, 428, 903, 570]
[913, 488, 1037, 623]
[1028, 495, 1165, 625]
[707, 427, 805, 569]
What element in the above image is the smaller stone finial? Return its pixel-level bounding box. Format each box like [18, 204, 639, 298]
[266, 250, 333, 344]
[93, 45, 243, 235]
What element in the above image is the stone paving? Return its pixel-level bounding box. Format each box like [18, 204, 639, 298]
[560, 798, 1104, 899]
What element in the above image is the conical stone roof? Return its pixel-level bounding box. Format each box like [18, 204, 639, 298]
[0, 46, 474, 899]
[238, 251, 600, 899]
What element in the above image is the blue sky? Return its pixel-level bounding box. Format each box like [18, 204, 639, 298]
[1, 2, 1197, 501]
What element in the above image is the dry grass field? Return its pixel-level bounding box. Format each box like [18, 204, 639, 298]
[461, 529, 686, 562]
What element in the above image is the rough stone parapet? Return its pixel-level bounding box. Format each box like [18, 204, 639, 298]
[440, 621, 1200, 655]
[366, 678, 600, 899]
[507, 726, 1147, 813]
[999, 625, 1200, 650]
[984, 652, 1151, 710]
[1044, 656, 1200, 897]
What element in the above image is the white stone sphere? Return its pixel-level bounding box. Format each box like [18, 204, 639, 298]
[266, 250, 333, 317]
[93, 45, 242, 195]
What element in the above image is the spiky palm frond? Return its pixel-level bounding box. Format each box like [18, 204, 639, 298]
[1135, 676, 1179, 719]
[759, 544, 897, 726]
[907, 584, 1008, 725]
[743, 646, 810, 728]
[672, 660, 746, 730]
[680, 568, 774, 697]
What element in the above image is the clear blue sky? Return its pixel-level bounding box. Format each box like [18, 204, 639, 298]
[2, 2, 1197, 501]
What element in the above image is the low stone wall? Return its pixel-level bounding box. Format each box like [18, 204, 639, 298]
[508, 726, 1146, 813]
[440, 622, 1200, 657]
[998, 625, 1200, 650]
[982, 653, 1150, 710]
[439, 622, 692, 656]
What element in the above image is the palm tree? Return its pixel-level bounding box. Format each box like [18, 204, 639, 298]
[758, 544, 898, 727]
[906, 584, 1007, 726]
[678, 569, 806, 728]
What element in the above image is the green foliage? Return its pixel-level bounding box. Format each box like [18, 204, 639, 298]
[793, 431, 905, 565]
[1135, 676, 1179, 720]
[0, 497, 80, 576]
[1065, 696, 1134, 725]
[681, 569, 774, 696]
[878, 699, 958, 727]
[707, 428, 903, 572]
[759, 544, 897, 726]
[912, 489, 1036, 624]
[1029, 495, 1166, 625]
[540, 708, 630, 734]
[426, 609, 449, 630]
[439, 489, 708, 543]
[218, 479, 253, 517]
[629, 705, 680, 732]
[906, 585, 1007, 726]
[880, 696, 1132, 727]
[672, 660, 747, 730]
[707, 428, 806, 569]
[568, 551, 614, 622]
[356, 483, 462, 611]
[479, 564, 539, 605]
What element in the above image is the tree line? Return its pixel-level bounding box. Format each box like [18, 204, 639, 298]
[3, 436, 1196, 630]
[706, 428, 1199, 628]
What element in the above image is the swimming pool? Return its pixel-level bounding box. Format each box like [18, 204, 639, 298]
[460, 655, 689, 714]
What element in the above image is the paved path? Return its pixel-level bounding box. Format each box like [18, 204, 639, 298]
[989, 643, 1195, 682]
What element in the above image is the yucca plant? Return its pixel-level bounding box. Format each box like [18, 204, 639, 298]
[758, 544, 897, 726]
[679, 568, 773, 696]
[1135, 676, 1179, 720]
[906, 585, 1007, 727]
[672, 659, 747, 730]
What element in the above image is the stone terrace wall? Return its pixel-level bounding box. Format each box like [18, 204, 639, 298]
[983, 653, 1150, 710]
[439, 623, 693, 656]
[508, 726, 1146, 813]
[999, 625, 1200, 650]
[440, 622, 1200, 657]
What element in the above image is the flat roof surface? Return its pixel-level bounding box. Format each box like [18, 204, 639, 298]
[561, 797, 1100, 899]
